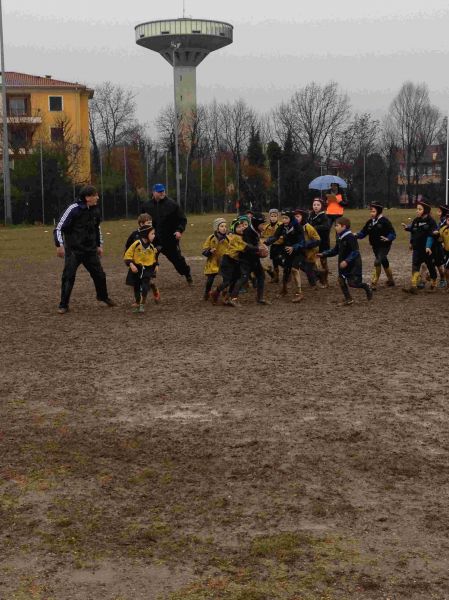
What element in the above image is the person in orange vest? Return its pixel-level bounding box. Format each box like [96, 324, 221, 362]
[325, 183, 347, 227]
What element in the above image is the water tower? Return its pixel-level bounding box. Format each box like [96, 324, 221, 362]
[135, 18, 233, 121]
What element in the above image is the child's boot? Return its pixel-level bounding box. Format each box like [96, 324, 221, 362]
[338, 276, 353, 306]
[256, 290, 271, 305]
[402, 272, 420, 294]
[138, 295, 147, 313]
[428, 279, 438, 292]
[364, 284, 373, 301]
[132, 290, 140, 308]
[384, 267, 395, 287]
[371, 265, 381, 290]
[317, 269, 327, 288]
[266, 266, 275, 281]
[211, 289, 221, 304]
[319, 257, 329, 288]
[152, 286, 161, 304]
[292, 291, 304, 303]
[291, 269, 304, 303]
[133, 294, 143, 312]
[223, 294, 239, 307]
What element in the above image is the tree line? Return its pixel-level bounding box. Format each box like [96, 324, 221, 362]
[3, 80, 447, 223]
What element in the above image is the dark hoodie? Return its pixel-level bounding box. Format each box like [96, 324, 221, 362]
[322, 228, 362, 278]
[267, 218, 305, 250]
[405, 213, 438, 251]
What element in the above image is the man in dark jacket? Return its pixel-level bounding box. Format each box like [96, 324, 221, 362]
[144, 184, 192, 283]
[53, 185, 115, 314]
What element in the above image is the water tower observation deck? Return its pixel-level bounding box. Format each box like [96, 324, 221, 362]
[135, 18, 233, 67]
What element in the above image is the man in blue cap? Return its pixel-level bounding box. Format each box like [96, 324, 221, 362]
[144, 183, 192, 284]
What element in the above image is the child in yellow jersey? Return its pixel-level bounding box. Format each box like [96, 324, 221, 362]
[294, 209, 321, 289]
[201, 218, 230, 300]
[210, 218, 259, 307]
[123, 225, 159, 313]
[261, 208, 283, 283]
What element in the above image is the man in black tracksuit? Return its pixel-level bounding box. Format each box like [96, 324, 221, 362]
[355, 203, 396, 289]
[53, 185, 115, 314]
[144, 183, 192, 283]
[320, 216, 373, 306]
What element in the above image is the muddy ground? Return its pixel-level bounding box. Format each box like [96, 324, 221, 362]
[1, 241, 449, 600]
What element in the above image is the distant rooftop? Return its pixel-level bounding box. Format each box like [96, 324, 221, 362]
[2, 72, 93, 96]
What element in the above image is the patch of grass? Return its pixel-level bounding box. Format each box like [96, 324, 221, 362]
[167, 531, 359, 600]
[40, 500, 109, 562]
[128, 467, 157, 485]
[10, 576, 55, 600]
[250, 532, 308, 563]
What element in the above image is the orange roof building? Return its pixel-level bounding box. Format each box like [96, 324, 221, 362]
[1, 71, 94, 183]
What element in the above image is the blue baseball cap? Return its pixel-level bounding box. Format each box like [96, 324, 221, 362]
[152, 183, 166, 193]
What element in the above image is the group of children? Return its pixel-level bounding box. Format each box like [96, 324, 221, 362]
[402, 200, 449, 293]
[200, 201, 373, 307]
[200, 199, 449, 307]
[122, 199, 449, 312]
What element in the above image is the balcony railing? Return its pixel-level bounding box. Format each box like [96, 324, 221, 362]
[1, 108, 43, 125]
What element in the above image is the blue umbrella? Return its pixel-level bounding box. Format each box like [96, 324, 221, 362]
[309, 175, 347, 190]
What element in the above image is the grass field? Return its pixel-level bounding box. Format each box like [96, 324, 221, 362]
[0, 208, 417, 263]
[1, 207, 449, 600]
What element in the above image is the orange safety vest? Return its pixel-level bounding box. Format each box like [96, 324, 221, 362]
[325, 193, 344, 216]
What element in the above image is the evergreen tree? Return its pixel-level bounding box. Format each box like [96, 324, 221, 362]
[247, 127, 265, 167]
[266, 141, 282, 181]
[281, 130, 301, 208]
[10, 147, 72, 224]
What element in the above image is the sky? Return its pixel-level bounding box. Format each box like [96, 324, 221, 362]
[5, 0, 449, 136]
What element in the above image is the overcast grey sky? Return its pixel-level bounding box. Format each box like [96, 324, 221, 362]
[5, 0, 449, 134]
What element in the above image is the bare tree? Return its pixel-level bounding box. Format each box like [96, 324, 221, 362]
[411, 105, 441, 191]
[379, 116, 400, 206]
[273, 82, 350, 163]
[201, 101, 224, 157]
[388, 81, 440, 197]
[50, 113, 84, 183]
[89, 82, 137, 162]
[155, 104, 176, 154]
[216, 99, 258, 164]
[333, 113, 379, 163]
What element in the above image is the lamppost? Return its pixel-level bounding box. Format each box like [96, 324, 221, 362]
[0, 0, 11, 224]
[171, 41, 181, 205]
[277, 159, 281, 209]
[363, 151, 366, 208]
[165, 150, 169, 195]
[123, 144, 128, 219]
[40, 139, 45, 223]
[445, 114, 449, 206]
[99, 149, 104, 221]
